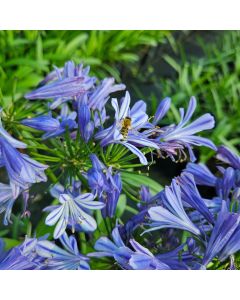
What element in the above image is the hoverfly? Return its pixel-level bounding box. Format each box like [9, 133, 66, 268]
[120, 117, 132, 140]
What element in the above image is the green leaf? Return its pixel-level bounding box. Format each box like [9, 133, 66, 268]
[121, 171, 162, 194]
[35, 216, 54, 239]
[2, 238, 21, 250]
[116, 194, 127, 218]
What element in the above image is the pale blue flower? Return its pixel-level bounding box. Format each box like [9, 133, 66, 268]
[36, 232, 90, 270]
[145, 179, 201, 236]
[0, 182, 20, 225]
[25, 61, 95, 101]
[95, 92, 159, 165]
[158, 97, 217, 161]
[0, 237, 44, 270]
[44, 183, 105, 239]
[89, 226, 170, 270]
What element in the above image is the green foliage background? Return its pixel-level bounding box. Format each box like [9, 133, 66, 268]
[1, 30, 239, 162]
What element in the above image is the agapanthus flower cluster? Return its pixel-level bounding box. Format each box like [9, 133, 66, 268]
[1, 60, 239, 270]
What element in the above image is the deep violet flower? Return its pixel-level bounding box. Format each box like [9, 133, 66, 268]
[202, 202, 240, 266]
[21, 115, 60, 132]
[78, 97, 94, 142]
[22, 105, 77, 140]
[178, 172, 214, 224]
[88, 154, 122, 218]
[186, 148, 240, 202]
[217, 146, 240, 169]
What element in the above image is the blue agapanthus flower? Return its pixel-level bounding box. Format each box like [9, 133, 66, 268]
[25, 61, 125, 111]
[21, 104, 77, 140]
[36, 232, 90, 270]
[0, 233, 90, 270]
[178, 172, 214, 224]
[0, 137, 48, 189]
[95, 91, 159, 165]
[184, 162, 217, 187]
[155, 97, 217, 162]
[145, 178, 201, 236]
[0, 236, 45, 270]
[88, 154, 122, 218]
[25, 61, 95, 101]
[21, 114, 60, 132]
[217, 145, 240, 169]
[89, 226, 170, 270]
[3, 57, 239, 270]
[0, 182, 20, 225]
[0, 107, 48, 190]
[77, 96, 95, 142]
[202, 202, 240, 266]
[186, 146, 240, 204]
[44, 182, 105, 239]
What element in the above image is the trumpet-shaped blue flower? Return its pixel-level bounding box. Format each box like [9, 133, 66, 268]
[0, 109, 48, 189]
[0, 233, 89, 270]
[128, 239, 170, 270]
[185, 162, 217, 187]
[218, 225, 240, 262]
[89, 226, 170, 270]
[0, 139, 47, 189]
[0, 237, 45, 270]
[78, 97, 94, 142]
[44, 183, 105, 239]
[186, 151, 239, 202]
[21, 115, 60, 132]
[22, 105, 77, 140]
[202, 202, 240, 266]
[217, 146, 240, 169]
[25, 61, 125, 111]
[25, 61, 95, 101]
[95, 92, 159, 165]
[152, 97, 171, 126]
[0, 182, 20, 225]
[179, 172, 214, 224]
[25, 76, 94, 100]
[145, 179, 201, 236]
[0, 137, 48, 189]
[217, 167, 236, 200]
[0, 108, 27, 149]
[158, 97, 217, 162]
[87, 77, 126, 111]
[36, 232, 90, 270]
[88, 154, 122, 218]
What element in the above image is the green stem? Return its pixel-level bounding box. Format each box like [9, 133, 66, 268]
[79, 232, 87, 254]
[26, 222, 32, 237]
[103, 218, 111, 237]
